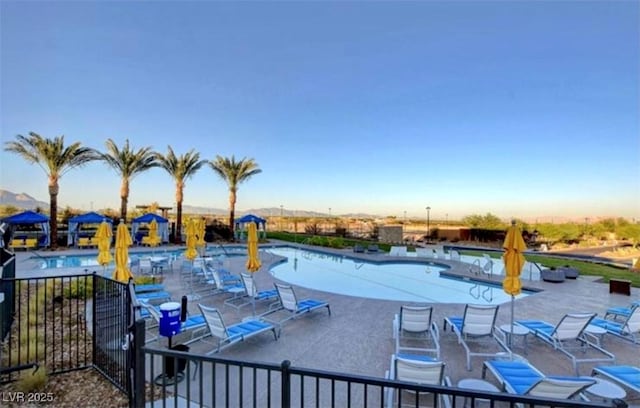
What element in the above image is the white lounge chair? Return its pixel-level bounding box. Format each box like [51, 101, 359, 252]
[225, 272, 279, 313]
[385, 354, 451, 408]
[516, 313, 616, 374]
[483, 359, 595, 401]
[589, 304, 640, 344]
[443, 304, 510, 370]
[393, 306, 440, 359]
[197, 304, 278, 354]
[414, 248, 433, 258]
[272, 283, 331, 323]
[389, 246, 407, 257]
[604, 300, 640, 321]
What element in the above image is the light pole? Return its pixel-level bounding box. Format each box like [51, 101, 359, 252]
[404, 211, 407, 222]
[426, 206, 431, 241]
[328, 207, 332, 217]
[445, 213, 448, 225]
[280, 205, 284, 231]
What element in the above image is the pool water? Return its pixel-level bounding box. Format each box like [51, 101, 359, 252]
[267, 247, 530, 304]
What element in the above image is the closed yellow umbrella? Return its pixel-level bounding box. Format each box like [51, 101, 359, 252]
[196, 218, 206, 255]
[246, 222, 261, 273]
[146, 218, 161, 247]
[184, 218, 198, 261]
[113, 220, 134, 282]
[502, 220, 527, 346]
[502, 221, 527, 295]
[95, 220, 112, 268]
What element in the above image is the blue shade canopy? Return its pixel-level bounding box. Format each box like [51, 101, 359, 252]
[234, 214, 267, 240]
[131, 213, 169, 244]
[2, 210, 50, 247]
[69, 211, 112, 224]
[235, 214, 266, 225]
[2, 210, 49, 224]
[132, 213, 168, 223]
[67, 212, 113, 246]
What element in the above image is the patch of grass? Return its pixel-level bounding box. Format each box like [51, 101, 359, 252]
[266, 231, 399, 252]
[134, 275, 163, 285]
[63, 278, 93, 299]
[15, 365, 48, 393]
[460, 250, 639, 287]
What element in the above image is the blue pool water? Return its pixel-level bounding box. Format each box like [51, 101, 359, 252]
[267, 247, 530, 304]
[34, 245, 531, 304]
[33, 246, 245, 269]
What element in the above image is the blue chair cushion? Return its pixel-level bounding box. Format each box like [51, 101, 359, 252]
[590, 318, 623, 334]
[135, 284, 165, 293]
[297, 299, 327, 312]
[227, 320, 272, 340]
[596, 365, 640, 389]
[396, 353, 438, 362]
[486, 360, 542, 395]
[256, 289, 278, 300]
[182, 315, 206, 330]
[516, 320, 554, 337]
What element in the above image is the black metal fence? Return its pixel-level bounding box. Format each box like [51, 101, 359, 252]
[0, 273, 94, 380]
[92, 274, 133, 394]
[0, 268, 133, 399]
[0, 248, 16, 342]
[139, 341, 625, 408]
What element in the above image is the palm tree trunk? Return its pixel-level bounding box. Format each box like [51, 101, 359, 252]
[176, 203, 183, 244]
[229, 190, 236, 240]
[120, 179, 130, 222]
[175, 184, 184, 244]
[48, 179, 59, 250]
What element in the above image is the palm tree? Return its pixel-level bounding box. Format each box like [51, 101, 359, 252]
[209, 155, 261, 240]
[155, 147, 206, 244]
[99, 139, 158, 222]
[4, 132, 99, 249]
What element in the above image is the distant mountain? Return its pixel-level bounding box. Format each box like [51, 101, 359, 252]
[0, 189, 48, 209]
[181, 204, 227, 215]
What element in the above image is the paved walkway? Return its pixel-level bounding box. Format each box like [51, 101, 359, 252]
[10, 243, 640, 406]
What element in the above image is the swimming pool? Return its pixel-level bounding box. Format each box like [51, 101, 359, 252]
[267, 247, 530, 304]
[33, 246, 246, 269]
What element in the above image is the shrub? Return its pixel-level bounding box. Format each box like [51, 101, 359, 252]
[64, 278, 93, 299]
[15, 365, 48, 393]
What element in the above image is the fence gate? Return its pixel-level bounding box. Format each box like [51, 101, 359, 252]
[92, 275, 133, 396]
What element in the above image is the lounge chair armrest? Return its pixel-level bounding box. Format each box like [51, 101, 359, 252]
[392, 314, 399, 339]
[494, 325, 507, 343]
[431, 321, 440, 341]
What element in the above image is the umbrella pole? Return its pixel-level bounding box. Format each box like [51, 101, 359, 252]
[510, 294, 515, 349]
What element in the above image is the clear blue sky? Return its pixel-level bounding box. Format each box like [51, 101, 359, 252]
[1, 1, 639, 221]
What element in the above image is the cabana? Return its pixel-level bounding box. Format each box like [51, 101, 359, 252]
[67, 212, 113, 247]
[2, 210, 50, 249]
[131, 213, 169, 245]
[235, 214, 267, 241]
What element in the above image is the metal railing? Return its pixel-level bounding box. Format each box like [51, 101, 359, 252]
[138, 341, 625, 408]
[0, 273, 94, 382]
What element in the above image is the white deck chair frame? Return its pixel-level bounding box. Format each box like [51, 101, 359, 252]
[590, 305, 640, 345]
[273, 283, 331, 323]
[197, 304, 278, 354]
[385, 354, 451, 408]
[443, 304, 510, 370]
[516, 313, 616, 375]
[393, 306, 440, 359]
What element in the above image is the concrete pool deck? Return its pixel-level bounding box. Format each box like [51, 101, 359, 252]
[10, 243, 640, 406]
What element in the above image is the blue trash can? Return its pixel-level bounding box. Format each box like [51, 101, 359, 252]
[159, 302, 181, 337]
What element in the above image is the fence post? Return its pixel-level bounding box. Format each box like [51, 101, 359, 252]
[92, 272, 97, 367]
[131, 319, 146, 408]
[281, 360, 291, 408]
